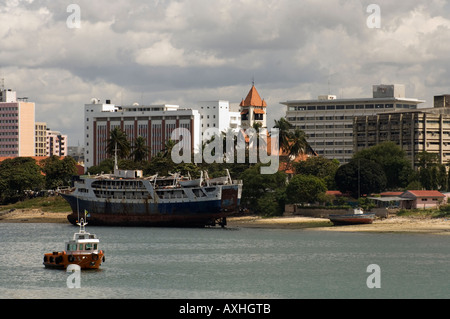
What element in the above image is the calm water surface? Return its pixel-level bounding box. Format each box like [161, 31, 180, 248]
[0, 223, 449, 299]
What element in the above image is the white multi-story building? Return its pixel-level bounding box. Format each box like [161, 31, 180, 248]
[84, 99, 201, 169]
[191, 100, 241, 139]
[281, 84, 425, 164]
[46, 129, 68, 157]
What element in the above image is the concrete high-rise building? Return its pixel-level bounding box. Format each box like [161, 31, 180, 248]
[354, 95, 450, 166]
[35, 122, 47, 156]
[0, 89, 35, 157]
[281, 84, 425, 164]
[84, 99, 201, 169]
[46, 129, 68, 157]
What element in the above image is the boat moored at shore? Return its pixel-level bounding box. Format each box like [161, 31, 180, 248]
[59, 168, 242, 227]
[329, 208, 375, 226]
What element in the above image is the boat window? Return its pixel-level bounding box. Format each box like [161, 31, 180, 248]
[85, 243, 93, 250]
[79, 244, 83, 250]
[94, 244, 98, 250]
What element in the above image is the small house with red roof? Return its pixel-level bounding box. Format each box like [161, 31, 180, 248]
[399, 190, 446, 209]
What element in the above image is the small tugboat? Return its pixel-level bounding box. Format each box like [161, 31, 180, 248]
[43, 218, 105, 269]
[329, 207, 375, 226]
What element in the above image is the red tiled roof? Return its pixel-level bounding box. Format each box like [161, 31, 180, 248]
[240, 85, 267, 107]
[402, 190, 445, 198]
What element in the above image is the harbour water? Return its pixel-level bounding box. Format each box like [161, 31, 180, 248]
[0, 223, 449, 299]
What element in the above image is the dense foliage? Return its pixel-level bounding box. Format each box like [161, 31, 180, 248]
[0, 156, 77, 205]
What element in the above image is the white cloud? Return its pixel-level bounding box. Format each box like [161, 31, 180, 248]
[2, 0, 450, 145]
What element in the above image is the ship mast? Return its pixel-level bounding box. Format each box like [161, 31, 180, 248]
[114, 142, 118, 172]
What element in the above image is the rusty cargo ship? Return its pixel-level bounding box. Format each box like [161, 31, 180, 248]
[60, 168, 242, 227]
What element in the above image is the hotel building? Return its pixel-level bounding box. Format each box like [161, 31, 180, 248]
[281, 84, 425, 164]
[84, 99, 201, 169]
[0, 89, 35, 157]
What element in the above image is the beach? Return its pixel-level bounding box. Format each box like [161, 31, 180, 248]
[1, 208, 450, 235]
[228, 215, 450, 235]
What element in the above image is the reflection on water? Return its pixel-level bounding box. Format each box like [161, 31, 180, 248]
[0, 223, 449, 299]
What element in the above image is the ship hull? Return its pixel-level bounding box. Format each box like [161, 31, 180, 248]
[61, 186, 240, 227]
[329, 213, 375, 226]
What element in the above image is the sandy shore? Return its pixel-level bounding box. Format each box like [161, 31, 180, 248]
[1, 209, 450, 235]
[228, 215, 450, 235]
[0, 209, 70, 224]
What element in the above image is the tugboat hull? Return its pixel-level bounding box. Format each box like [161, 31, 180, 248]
[43, 251, 105, 270]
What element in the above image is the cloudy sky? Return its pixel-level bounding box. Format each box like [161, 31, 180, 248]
[2, 0, 450, 145]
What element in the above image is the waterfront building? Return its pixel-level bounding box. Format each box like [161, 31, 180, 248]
[354, 95, 450, 165]
[240, 84, 267, 129]
[0, 89, 35, 157]
[84, 99, 201, 169]
[191, 100, 241, 139]
[281, 84, 425, 164]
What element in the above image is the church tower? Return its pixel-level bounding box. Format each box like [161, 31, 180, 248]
[239, 83, 267, 129]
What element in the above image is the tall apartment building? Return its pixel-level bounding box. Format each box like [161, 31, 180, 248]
[84, 99, 201, 168]
[35, 122, 68, 157]
[46, 129, 68, 157]
[281, 84, 425, 164]
[191, 100, 241, 139]
[35, 122, 47, 156]
[0, 89, 35, 157]
[354, 95, 450, 165]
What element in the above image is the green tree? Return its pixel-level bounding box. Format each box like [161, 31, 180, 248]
[353, 141, 413, 189]
[0, 157, 45, 204]
[107, 127, 131, 159]
[287, 128, 309, 158]
[86, 158, 114, 175]
[161, 138, 177, 159]
[273, 118, 293, 154]
[415, 151, 447, 190]
[293, 156, 340, 189]
[41, 156, 77, 189]
[131, 136, 149, 163]
[240, 163, 287, 214]
[335, 159, 387, 198]
[286, 174, 327, 205]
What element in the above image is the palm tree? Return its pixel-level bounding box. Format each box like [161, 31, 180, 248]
[107, 127, 131, 160]
[273, 118, 293, 154]
[288, 128, 309, 158]
[131, 136, 149, 163]
[161, 139, 177, 159]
